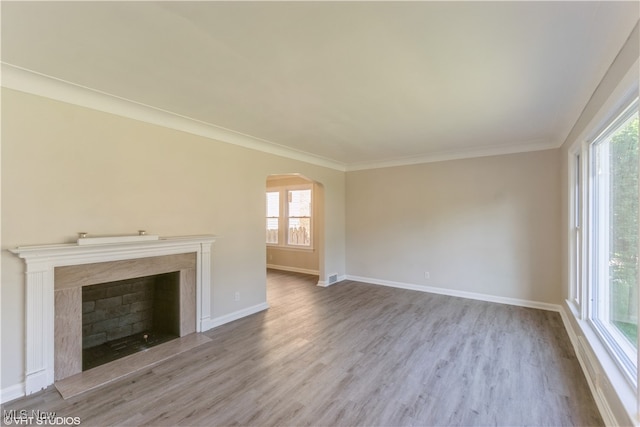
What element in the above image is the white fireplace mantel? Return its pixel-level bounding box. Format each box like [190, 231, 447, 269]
[10, 235, 216, 395]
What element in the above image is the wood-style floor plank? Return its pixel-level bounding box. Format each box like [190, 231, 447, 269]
[2, 270, 602, 426]
[55, 333, 212, 399]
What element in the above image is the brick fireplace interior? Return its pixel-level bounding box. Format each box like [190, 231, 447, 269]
[81, 272, 181, 371]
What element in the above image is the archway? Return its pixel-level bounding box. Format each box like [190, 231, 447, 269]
[265, 174, 325, 286]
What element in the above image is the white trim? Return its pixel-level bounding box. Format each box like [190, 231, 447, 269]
[560, 302, 635, 427]
[567, 145, 587, 319]
[205, 302, 269, 330]
[1, 63, 346, 172]
[561, 53, 640, 426]
[345, 275, 561, 312]
[559, 307, 618, 427]
[77, 234, 159, 245]
[267, 245, 315, 253]
[10, 235, 216, 263]
[266, 183, 314, 250]
[266, 264, 319, 276]
[1, 383, 26, 404]
[345, 138, 559, 172]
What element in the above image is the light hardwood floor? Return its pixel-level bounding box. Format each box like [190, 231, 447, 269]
[2, 270, 603, 426]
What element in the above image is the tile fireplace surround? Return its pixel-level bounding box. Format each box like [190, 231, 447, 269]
[10, 235, 216, 396]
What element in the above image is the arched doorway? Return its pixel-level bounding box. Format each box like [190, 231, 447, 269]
[265, 174, 325, 289]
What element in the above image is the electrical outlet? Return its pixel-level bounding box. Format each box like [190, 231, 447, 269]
[234, 292, 240, 302]
[424, 272, 430, 280]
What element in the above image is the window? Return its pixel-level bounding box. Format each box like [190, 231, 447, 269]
[266, 185, 313, 248]
[570, 152, 584, 313]
[588, 99, 639, 379]
[266, 191, 279, 244]
[571, 96, 639, 385]
[287, 189, 312, 246]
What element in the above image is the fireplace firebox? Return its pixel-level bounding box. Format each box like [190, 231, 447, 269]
[81, 272, 181, 370]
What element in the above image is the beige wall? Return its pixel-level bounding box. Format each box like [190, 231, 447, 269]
[266, 175, 321, 274]
[346, 149, 561, 304]
[1, 88, 346, 390]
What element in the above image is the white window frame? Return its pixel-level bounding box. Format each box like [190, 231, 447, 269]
[266, 184, 314, 250]
[568, 147, 586, 319]
[565, 57, 639, 422]
[569, 94, 639, 389]
[586, 98, 639, 385]
[266, 191, 280, 245]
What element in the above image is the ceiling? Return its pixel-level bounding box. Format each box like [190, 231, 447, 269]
[2, 1, 639, 170]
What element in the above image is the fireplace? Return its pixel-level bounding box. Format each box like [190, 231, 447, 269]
[10, 235, 216, 396]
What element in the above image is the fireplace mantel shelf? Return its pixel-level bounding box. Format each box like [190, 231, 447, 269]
[11, 235, 217, 265]
[10, 234, 216, 397]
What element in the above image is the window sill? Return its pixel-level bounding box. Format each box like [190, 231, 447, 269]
[565, 300, 637, 426]
[266, 245, 314, 253]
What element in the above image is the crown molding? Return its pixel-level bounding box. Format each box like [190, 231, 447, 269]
[2, 63, 561, 173]
[345, 138, 560, 172]
[0, 63, 347, 172]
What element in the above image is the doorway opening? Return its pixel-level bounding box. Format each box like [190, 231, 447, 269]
[265, 174, 325, 299]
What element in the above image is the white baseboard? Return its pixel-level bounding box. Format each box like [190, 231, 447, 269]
[344, 275, 562, 312]
[203, 302, 270, 330]
[267, 264, 319, 276]
[1, 382, 25, 404]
